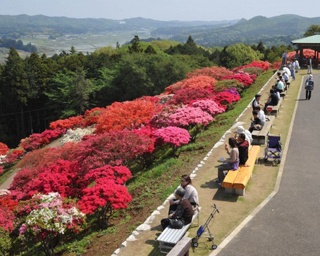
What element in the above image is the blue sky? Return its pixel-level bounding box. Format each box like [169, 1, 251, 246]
[0, 0, 319, 21]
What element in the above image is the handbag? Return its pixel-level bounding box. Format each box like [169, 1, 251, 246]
[169, 218, 184, 229]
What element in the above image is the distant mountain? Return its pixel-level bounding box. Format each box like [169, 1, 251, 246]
[0, 14, 237, 36]
[162, 14, 320, 47]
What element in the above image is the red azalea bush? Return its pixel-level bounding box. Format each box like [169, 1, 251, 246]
[0, 142, 9, 155]
[191, 99, 226, 116]
[83, 107, 107, 127]
[221, 73, 253, 87]
[0, 195, 18, 231]
[186, 66, 234, 80]
[95, 98, 163, 134]
[76, 130, 155, 170]
[5, 148, 25, 164]
[212, 91, 241, 105]
[170, 88, 215, 105]
[164, 75, 216, 94]
[49, 115, 84, 130]
[167, 106, 214, 128]
[19, 128, 66, 151]
[287, 49, 314, 59]
[271, 61, 281, 69]
[153, 126, 190, 147]
[234, 60, 271, 72]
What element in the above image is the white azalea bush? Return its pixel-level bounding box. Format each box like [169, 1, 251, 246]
[19, 192, 85, 255]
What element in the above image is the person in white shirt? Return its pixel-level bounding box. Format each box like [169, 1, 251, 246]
[254, 106, 266, 126]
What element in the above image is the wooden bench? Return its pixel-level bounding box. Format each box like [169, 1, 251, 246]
[157, 210, 199, 254]
[222, 145, 260, 194]
[252, 116, 275, 145]
[232, 145, 261, 196]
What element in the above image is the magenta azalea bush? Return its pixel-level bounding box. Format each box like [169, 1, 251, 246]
[153, 127, 190, 147]
[167, 106, 214, 127]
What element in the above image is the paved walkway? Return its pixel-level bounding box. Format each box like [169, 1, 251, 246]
[215, 72, 320, 256]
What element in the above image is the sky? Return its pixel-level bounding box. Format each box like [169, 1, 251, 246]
[0, 0, 319, 21]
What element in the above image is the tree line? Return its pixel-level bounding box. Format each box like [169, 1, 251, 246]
[0, 36, 293, 147]
[0, 37, 37, 52]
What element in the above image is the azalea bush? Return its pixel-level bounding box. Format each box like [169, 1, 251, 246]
[214, 79, 244, 93]
[170, 88, 215, 105]
[0, 195, 18, 232]
[19, 128, 66, 151]
[19, 192, 85, 256]
[153, 126, 190, 147]
[186, 66, 233, 80]
[164, 75, 216, 94]
[234, 60, 270, 72]
[0, 142, 9, 155]
[5, 148, 25, 164]
[212, 91, 241, 106]
[95, 98, 163, 134]
[167, 106, 214, 128]
[191, 99, 226, 116]
[221, 73, 253, 87]
[82, 107, 107, 127]
[49, 115, 84, 130]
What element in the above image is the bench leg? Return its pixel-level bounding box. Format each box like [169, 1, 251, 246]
[235, 188, 245, 196]
[224, 188, 235, 194]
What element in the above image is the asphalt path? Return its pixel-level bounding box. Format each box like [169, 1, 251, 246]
[215, 73, 320, 256]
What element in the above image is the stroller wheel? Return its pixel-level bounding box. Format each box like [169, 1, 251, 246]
[193, 242, 199, 248]
[212, 244, 218, 250]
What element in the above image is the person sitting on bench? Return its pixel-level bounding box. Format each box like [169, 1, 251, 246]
[264, 89, 279, 112]
[169, 174, 199, 213]
[249, 110, 264, 133]
[236, 133, 249, 166]
[161, 187, 194, 230]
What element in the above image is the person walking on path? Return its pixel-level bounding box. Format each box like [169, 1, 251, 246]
[305, 74, 314, 100]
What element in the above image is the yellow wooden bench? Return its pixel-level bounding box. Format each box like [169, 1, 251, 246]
[222, 145, 260, 195]
[233, 145, 261, 196]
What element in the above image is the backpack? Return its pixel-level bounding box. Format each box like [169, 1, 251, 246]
[305, 80, 314, 91]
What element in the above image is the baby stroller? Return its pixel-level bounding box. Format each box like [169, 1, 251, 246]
[192, 204, 219, 250]
[264, 134, 282, 164]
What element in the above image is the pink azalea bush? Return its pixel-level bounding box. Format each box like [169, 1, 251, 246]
[153, 127, 190, 147]
[221, 73, 253, 87]
[191, 99, 226, 116]
[186, 66, 234, 80]
[167, 106, 214, 128]
[170, 88, 215, 105]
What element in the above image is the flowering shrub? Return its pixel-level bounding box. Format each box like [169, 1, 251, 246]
[0, 142, 9, 155]
[0, 195, 18, 232]
[287, 49, 314, 60]
[83, 107, 107, 127]
[186, 66, 234, 80]
[221, 73, 253, 87]
[167, 106, 214, 128]
[214, 79, 244, 93]
[76, 130, 155, 169]
[153, 127, 190, 147]
[19, 193, 85, 256]
[212, 91, 241, 105]
[170, 88, 215, 105]
[164, 75, 216, 94]
[19, 128, 66, 151]
[95, 98, 163, 134]
[271, 61, 281, 69]
[242, 67, 265, 76]
[191, 99, 226, 116]
[5, 148, 25, 164]
[234, 60, 270, 72]
[49, 115, 84, 130]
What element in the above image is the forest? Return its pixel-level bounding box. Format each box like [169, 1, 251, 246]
[0, 35, 294, 147]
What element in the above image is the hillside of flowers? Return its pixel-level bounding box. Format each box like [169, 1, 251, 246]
[0, 60, 271, 255]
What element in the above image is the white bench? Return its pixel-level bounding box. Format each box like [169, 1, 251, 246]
[157, 210, 199, 254]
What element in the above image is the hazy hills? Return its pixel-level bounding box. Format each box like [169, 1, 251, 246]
[0, 14, 319, 58]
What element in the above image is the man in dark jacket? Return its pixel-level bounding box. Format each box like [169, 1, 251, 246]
[161, 187, 194, 230]
[236, 133, 249, 166]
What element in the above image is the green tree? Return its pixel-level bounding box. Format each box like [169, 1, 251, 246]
[304, 25, 320, 37]
[219, 43, 262, 68]
[128, 35, 143, 53]
[46, 68, 95, 118]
